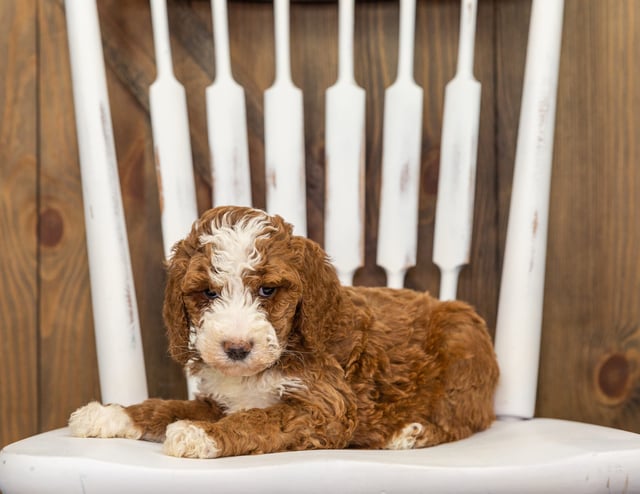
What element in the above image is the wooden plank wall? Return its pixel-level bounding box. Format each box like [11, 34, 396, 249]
[1, 0, 38, 448]
[1, 0, 639, 448]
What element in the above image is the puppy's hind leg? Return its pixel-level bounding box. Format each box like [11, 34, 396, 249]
[384, 420, 477, 450]
[384, 423, 426, 450]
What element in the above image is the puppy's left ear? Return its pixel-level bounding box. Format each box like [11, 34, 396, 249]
[291, 235, 342, 350]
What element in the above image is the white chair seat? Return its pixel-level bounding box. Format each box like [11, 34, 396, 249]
[2, 418, 639, 493]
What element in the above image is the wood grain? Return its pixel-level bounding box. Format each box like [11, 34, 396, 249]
[406, 0, 500, 331]
[37, 0, 101, 431]
[538, 0, 640, 431]
[98, 0, 188, 399]
[3, 0, 640, 447]
[0, 0, 38, 448]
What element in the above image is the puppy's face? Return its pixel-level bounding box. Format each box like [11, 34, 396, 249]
[165, 207, 303, 377]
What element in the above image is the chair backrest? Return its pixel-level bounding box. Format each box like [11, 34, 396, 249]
[64, 0, 563, 420]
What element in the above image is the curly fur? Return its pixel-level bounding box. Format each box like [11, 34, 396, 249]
[69, 206, 499, 458]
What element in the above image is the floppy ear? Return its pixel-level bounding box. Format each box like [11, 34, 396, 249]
[163, 238, 195, 366]
[291, 235, 343, 351]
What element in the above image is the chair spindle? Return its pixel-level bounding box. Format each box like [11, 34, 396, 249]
[493, 0, 565, 420]
[65, 0, 148, 405]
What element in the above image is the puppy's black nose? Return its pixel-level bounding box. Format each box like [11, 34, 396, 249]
[223, 341, 253, 361]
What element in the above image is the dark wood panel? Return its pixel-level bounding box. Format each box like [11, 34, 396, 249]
[0, 0, 38, 447]
[3, 0, 640, 445]
[463, 0, 500, 328]
[494, 0, 529, 260]
[37, 0, 101, 431]
[538, 0, 640, 432]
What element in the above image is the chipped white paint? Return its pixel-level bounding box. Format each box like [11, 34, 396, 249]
[324, 0, 365, 286]
[149, 0, 199, 259]
[68, 402, 141, 439]
[385, 423, 424, 450]
[493, 0, 565, 419]
[433, 0, 481, 301]
[164, 421, 220, 458]
[196, 367, 306, 414]
[207, 0, 252, 208]
[264, 0, 307, 236]
[65, 0, 147, 405]
[376, 0, 423, 289]
[149, 0, 200, 398]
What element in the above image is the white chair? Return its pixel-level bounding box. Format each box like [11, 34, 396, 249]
[1, 0, 639, 493]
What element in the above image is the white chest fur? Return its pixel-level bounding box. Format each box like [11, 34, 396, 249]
[196, 367, 306, 414]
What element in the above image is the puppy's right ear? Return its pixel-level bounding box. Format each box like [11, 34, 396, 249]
[163, 238, 193, 366]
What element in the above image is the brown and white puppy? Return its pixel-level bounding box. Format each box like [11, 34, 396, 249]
[69, 206, 499, 459]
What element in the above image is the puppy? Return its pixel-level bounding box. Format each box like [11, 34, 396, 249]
[69, 206, 499, 458]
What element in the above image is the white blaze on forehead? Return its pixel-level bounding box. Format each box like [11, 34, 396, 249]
[198, 212, 274, 284]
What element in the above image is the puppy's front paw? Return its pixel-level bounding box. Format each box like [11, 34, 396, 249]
[68, 401, 142, 439]
[163, 420, 219, 458]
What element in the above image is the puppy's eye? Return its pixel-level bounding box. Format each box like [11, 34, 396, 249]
[258, 286, 277, 298]
[204, 289, 219, 300]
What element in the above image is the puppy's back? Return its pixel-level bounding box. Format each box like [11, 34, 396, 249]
[338, 286, 498, 449]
